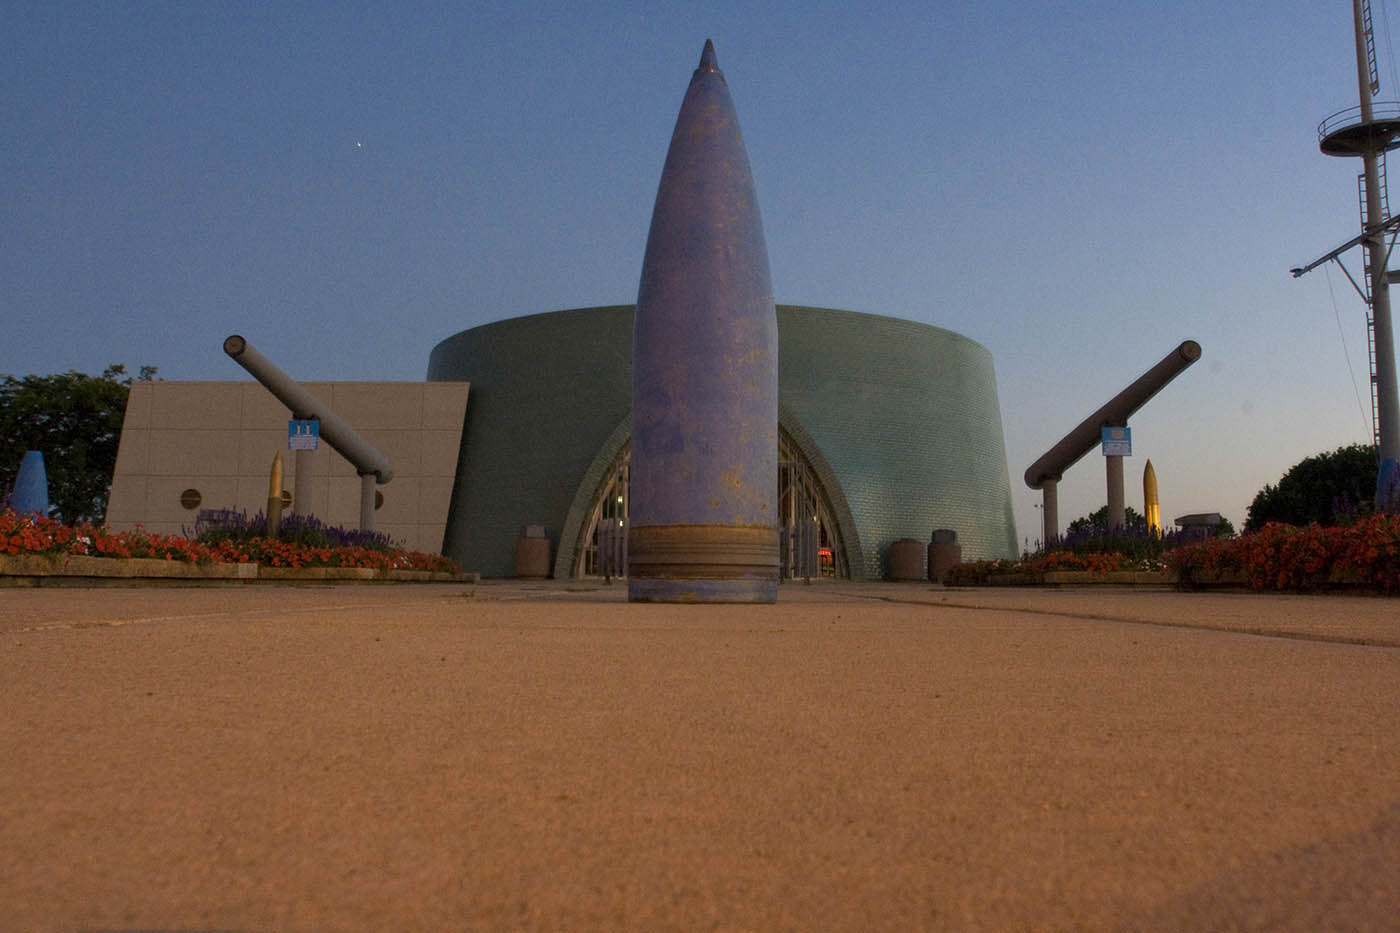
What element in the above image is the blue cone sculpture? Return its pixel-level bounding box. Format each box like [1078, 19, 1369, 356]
[629, 40, 780, 603]
[1378, 457, 1400, 513]
[12, 450, 51, 517]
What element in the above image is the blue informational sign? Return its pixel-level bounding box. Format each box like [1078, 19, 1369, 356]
[289, 418, 320, 450]
[1101, 425, 1131, 457]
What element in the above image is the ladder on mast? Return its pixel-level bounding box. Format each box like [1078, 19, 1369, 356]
[1360, 152, 1387, 448]
[1360, 0, 1386, 448]
[1365, 0, 1381, 94]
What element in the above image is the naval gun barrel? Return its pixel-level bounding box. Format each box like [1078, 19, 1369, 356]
[1024, 340, 1201, 490]
[223, 335, 393, 484]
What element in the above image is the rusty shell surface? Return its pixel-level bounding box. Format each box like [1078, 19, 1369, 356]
[629, 41, 779, 603]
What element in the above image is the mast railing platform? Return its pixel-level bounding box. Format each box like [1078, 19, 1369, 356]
[1319, 101, 1400, 155]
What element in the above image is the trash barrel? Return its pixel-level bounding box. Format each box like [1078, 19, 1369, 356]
[928, 529, 962, 584]
[515, 525, 551, 578]
[887, 538, 925, 581]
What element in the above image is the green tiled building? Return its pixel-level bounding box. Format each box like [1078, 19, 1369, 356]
[428, 306, 1017, 579]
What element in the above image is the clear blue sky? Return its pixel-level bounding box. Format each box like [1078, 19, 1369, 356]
[2, 1, 1391, 543]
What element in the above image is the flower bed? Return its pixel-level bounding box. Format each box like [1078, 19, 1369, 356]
[945, 550, 1157, 586]
[0, 509, 459, 575]
[1168, 515, 1400, 593]
[947, 514, 1400, 593]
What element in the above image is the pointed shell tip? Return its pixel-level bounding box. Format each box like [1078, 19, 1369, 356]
[699, 39, 718, 72]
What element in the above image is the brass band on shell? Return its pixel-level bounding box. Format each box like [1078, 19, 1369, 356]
[628, 524, 779, 580]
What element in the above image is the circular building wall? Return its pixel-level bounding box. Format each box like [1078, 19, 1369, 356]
[428, 306, 1016, 579]
[776, 307, 1016, 577]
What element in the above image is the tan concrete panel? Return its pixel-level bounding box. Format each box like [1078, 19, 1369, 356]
[376, 523, 424, 552]
[150, 383, 243, 428]
[236, 430, 290, 477]
[109, 381, 456, 554]
[104, 474, 151, 527]
[422, 382, 470, 430]
[374, 477, 419, 527]
[233, 475, 276, 517]
[148, 476, 240, 527]
[120, 520, 184, 538]
[238, 383, 292, 428]
[357, 430, 421, 476]
[417, 476, 456, 526]
[329, 383, 423, 429]
[122, 381, 155, 429]
[421, 430, 465, 478]
[414, 525, 447, 554]
[324, 481, 370, 530]
[148, 429, 242, 477]
[405, 524, 446, 555]
[326, 447, 359, 479]
[112, 424, 150, 478]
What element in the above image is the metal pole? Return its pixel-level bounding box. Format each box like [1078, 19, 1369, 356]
[294, 447, 314, 517]
[1106, 455, 1125, 530]
[1355, 0, 1375, 123]
[1024, 341, 1201, 492]
[223, 336, 393, 483]
[1041, 478, 1059, 545]
[359, 473, 376, 533]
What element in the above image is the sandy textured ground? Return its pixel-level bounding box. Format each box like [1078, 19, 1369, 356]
[2, 581, 1397, 931]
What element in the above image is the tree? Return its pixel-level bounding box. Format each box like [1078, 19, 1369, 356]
[1063, 505, 1234, 540]
[1244, 443, 1378, 532]
[0, 364, 156, 523]
[1066, 505, 1147, 537]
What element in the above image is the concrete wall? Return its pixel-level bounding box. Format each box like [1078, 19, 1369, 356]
[428, 306, 1017, 578]
[106, 380, 469, 554]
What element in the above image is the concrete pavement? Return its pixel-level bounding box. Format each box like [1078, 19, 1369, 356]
[2, 581, 1397, 930]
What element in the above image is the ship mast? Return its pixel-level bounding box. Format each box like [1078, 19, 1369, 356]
[1293, 0, 1400, 467]
[1353, 0, 1400, 464]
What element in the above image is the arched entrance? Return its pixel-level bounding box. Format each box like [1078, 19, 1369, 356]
[570, 428, 849, 579]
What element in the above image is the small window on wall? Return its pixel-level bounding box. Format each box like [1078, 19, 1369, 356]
[179, 489, 202, 510]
